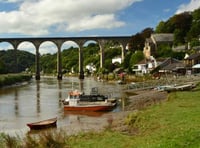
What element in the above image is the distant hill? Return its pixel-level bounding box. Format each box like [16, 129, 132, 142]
[0, 49, 35, 74]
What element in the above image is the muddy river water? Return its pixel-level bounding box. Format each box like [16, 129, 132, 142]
[0, 76, 126, 135]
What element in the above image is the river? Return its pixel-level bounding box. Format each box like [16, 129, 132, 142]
[0, 76, 126, 135]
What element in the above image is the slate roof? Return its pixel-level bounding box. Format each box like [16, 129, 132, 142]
[162, 62, 185, 71]
[185, 53, 200, 60]
[151, 33, 174, 43]
[158, 57, 184, 70]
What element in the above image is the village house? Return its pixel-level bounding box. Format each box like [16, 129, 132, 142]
[132, 59, 147, 75]
[85, 63, 96, 74]
[133, 33, 191, 75]
[112, 56, 122, 64]
[157, 57, 185, 75]
[184, 52, 200, 74]
[143, 33, 174, 58]
[132, 33, 175, 75]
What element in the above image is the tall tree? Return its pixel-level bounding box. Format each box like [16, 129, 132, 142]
[187, 8, 200, 41]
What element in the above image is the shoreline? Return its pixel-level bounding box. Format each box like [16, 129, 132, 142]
[108, 89, 168, 132]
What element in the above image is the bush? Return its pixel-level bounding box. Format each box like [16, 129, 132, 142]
[0, 74, 32, 88]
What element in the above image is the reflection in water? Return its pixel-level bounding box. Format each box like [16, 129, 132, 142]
[14, 88, 19, 116]
[64, 110, 105, 117]
[58, 80, 62, 108]
[120, 97, 126, 111]
[0, 77, 125, 134]
[36, 80, 40, 114]
[79, 80, 84, 92]
[58, 80, 62, 99]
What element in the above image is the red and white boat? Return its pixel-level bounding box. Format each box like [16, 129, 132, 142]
[62, 87, 116, 105]
[63, 88, 117, 112]
[64, 101, 116, 112]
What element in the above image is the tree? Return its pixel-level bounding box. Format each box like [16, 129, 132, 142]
[0, 50, 35, 74]
[122, 51, 132, 72]
[187, 8, 200, 40]
[129, 50, 144, 67]
[156, 45, 173, 58]
[0, 60, 6, 74]
[155, 21, 166, 33]
[129, 28, 153, 52]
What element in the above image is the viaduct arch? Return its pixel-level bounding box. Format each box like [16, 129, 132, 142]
[0, 36, 131, 80]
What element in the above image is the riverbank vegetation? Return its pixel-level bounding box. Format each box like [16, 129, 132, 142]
[0, 84, 200, 147]
[0, 74, 32, 88]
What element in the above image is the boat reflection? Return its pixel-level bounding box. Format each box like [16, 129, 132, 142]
[64, 110, 106, 117]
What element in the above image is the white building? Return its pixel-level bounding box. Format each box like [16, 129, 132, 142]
[112, 57, 122, 64]
[85, 63, 96, 73]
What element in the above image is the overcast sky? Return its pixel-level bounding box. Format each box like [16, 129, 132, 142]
[0, 0, 200, 54]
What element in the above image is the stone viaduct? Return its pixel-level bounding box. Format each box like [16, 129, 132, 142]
[0, 36, 131, 80]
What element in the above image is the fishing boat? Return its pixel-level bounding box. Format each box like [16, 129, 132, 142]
[64, 98, 116, 112]
[27, 117, 57, 130]
[62, 87, 116, 105]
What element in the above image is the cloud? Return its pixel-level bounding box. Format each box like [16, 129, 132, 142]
[66, 14, 125, 32]
[0, 0, 24, 3]
[176, 0, 200, 14]
[0, 0, 141, 36]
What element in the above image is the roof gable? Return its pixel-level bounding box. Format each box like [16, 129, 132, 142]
[185, 53, 200, 60]
[151, 33, 174, 43]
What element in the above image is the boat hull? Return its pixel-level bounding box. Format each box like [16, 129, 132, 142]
[64, 103, 116, 112]
[27, 118, 57, 130]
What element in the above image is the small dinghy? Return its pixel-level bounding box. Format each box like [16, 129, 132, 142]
[27, 117, 57, 130]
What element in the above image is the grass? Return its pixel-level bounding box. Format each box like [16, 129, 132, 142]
[1, 84, 200, 147]
[128, 90, 200, 147]
[0, 74, 32, 88]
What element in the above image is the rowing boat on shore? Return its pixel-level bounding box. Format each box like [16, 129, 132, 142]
[27, 117, 57, 130]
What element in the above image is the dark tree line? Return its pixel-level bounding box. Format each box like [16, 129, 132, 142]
[0, 50, 35, 74]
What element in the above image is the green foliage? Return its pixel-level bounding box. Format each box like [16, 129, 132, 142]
[187, 8, 200, 40]
[190, 38, 200, 48]
[62, 47, 79, 73]
[156, 44, 185, 59]
[174, 28, 186, 45]
[156, 45, 173, 58]
[155, 21, 166, 33]
[122, 51, 132, 69]
[124, 111, 139, 126]
[0, 50, 35, 73]
[0, 134, 21, 148]
[0, 74, 32, 88]
[155, 9, 200, 45]
[40, 53, 57, 73]
[129, 28, 153, 51]
[0, 59, 6, 74]
[83, 43, 100, 68]
[129, 50, 144, 66]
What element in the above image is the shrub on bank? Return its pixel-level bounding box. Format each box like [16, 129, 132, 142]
[0, 74, 32, 88]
